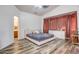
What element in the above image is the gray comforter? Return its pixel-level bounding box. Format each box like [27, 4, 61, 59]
[27, 33, 54, 42]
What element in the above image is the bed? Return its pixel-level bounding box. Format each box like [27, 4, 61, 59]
[26, 33, 56, 45]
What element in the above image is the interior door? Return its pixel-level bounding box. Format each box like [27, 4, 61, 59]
[43, 18, 49, 33]
[13, 16, 19, 40]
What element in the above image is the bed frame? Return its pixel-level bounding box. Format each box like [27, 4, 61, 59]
[26, 36, 56, 45]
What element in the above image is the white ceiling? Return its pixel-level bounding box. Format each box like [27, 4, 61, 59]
[15, 5, 59, 16]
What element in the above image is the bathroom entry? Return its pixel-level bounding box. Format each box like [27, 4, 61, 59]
[13, 16, 19, 40]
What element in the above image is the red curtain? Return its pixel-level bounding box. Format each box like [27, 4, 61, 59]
[43, 11, 77, 40]
[57, 16, 67, 31]
[49, 16, 67, 32]
[69, 13, 77, 38]
[49, 18, 57, 30]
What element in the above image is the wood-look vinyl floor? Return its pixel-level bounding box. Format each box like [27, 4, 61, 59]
[0, 38, 79, 54]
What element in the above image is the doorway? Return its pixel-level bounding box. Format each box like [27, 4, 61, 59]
[13, 16, 19, 40]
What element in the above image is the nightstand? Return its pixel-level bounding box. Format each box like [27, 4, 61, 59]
[71, 34, 78, 45]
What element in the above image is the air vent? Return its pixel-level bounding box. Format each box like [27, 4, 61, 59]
[42, 5, 49, 8]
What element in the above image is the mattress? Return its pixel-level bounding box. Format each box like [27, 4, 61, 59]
[27, 33, 54, 42]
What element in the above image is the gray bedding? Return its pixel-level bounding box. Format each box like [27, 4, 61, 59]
[27, 33, 54, 42]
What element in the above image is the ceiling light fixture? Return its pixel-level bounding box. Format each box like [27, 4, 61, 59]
[34, 5, 49, 9]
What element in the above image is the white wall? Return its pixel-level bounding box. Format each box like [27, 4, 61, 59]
[0, 5, 20, 49]
[0, 6, 43, 49]
[19, 12, 43, 39]
[43, 5, 79, 31]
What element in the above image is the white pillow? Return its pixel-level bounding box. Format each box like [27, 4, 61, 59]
[32, 30, 39, 34]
